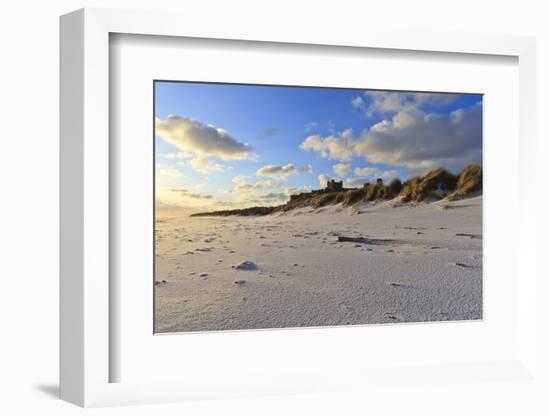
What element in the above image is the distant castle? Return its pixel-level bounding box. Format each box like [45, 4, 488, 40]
[325, 179, 343, 191]
[289, 177, 384, 201]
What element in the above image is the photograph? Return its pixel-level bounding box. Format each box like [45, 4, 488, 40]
[154, 81, 483, 333]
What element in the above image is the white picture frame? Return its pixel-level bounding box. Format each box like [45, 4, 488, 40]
[60, 7, 538, 408]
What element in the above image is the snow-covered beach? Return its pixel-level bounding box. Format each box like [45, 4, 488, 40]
[154, 195, 482, 333]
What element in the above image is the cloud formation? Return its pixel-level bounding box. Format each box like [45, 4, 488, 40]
[300, 102, 481, 175]
[333, 162, 351, 177]
[354, 167, 399, 180]
[158, 167, 184, 178]
[227, 176, 289, 207]
[300, 129, 354, 161]
[156, 115, 252, 160]
[190, 157, 226, 174]
[354, 104, 482, 174]
[255, 163, 300, 180]
[358, 91, 459, 116]
[351, 96, 364, 109]
[155, 186, 220, 212]
[283, 186, 312, 196]
[163, 151, 194, 159]
[166, 188, 213, 199]
[343, 178, 366, 188]
[301, 164, 313, 174]
[318, 174, 331, 188]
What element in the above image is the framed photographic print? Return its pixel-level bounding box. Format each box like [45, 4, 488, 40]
[60, 8, 538, 408]
[153, 81, 483, 333]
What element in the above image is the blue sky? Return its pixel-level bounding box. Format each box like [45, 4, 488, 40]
[154, 81, 482, 212]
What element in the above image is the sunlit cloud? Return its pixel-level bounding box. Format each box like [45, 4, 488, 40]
[301, 102, 481, 175]
[300, 129, 354, 161]
[332, 162, 351, 177]
[351, 96, 364, 109]
[255, 163, 300, 180]
[227, 176, 289, 207]
[190, 157, 226, 174]
[301, 164, 313, 174]
[163, 151, 194, 159]
[343, 178, 366, 188]
[318, 174, 331, 188]
[283, 186, 312, 196]
[361, 91, 459, 116]
[353, 167, 398, 180]
[354, 103, 482, 175]
[158, 167, 184, 178]
[155, 186, 221, 213]
[156, 115, 252, 160]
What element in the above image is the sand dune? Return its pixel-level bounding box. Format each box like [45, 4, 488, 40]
[154, 195, 482, 333]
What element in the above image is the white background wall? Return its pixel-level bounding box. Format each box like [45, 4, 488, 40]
[0, 0, 548, 414]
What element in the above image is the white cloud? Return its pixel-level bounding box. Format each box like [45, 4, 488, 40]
[158, 167, 184, 178]
[255, 163, 300, 180]
[362, 91, 459, 116]
[344, 178, 366, 188]
[256, 179, 283, 189]
[165, 187, 213, 200]
[155, 115, 251, 160]
[353, 166, 380, 178]
[413, 92, 458, 108]
[155, 186, 219, 212]
[303, 102, 481, 175]
[301, 164, 313, 174]
[381, 170, 399, 180]
[318, 174, 331, 188]
[300, 129, 354, 161]
[190, 156, 226, 174]
[354, 103, 482, 175]
[364, 91, 410, 115]
[351, 96, 364, 109]
[231, 176, 283, 192]
[246, 192, 287, 205]
[163, 151, 194, 159]
[332, 162, 351, 177]
[352, 167, 400, 182]
[283, 186, 312, 196]
[229, 176, 288, 206]
[231, 176, 255, 193]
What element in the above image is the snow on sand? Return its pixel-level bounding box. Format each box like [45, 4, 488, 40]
[155, 196, 482, 333]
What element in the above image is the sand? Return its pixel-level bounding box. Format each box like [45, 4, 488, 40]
[154, 196, 482, 333]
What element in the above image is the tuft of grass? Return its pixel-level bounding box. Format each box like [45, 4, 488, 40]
[342, 188, 368, 207]
[399, 168, 457, 202]
[386, 178, 403, 197]
[312, 192, 339, 208]
[447, 164, 482, 200]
